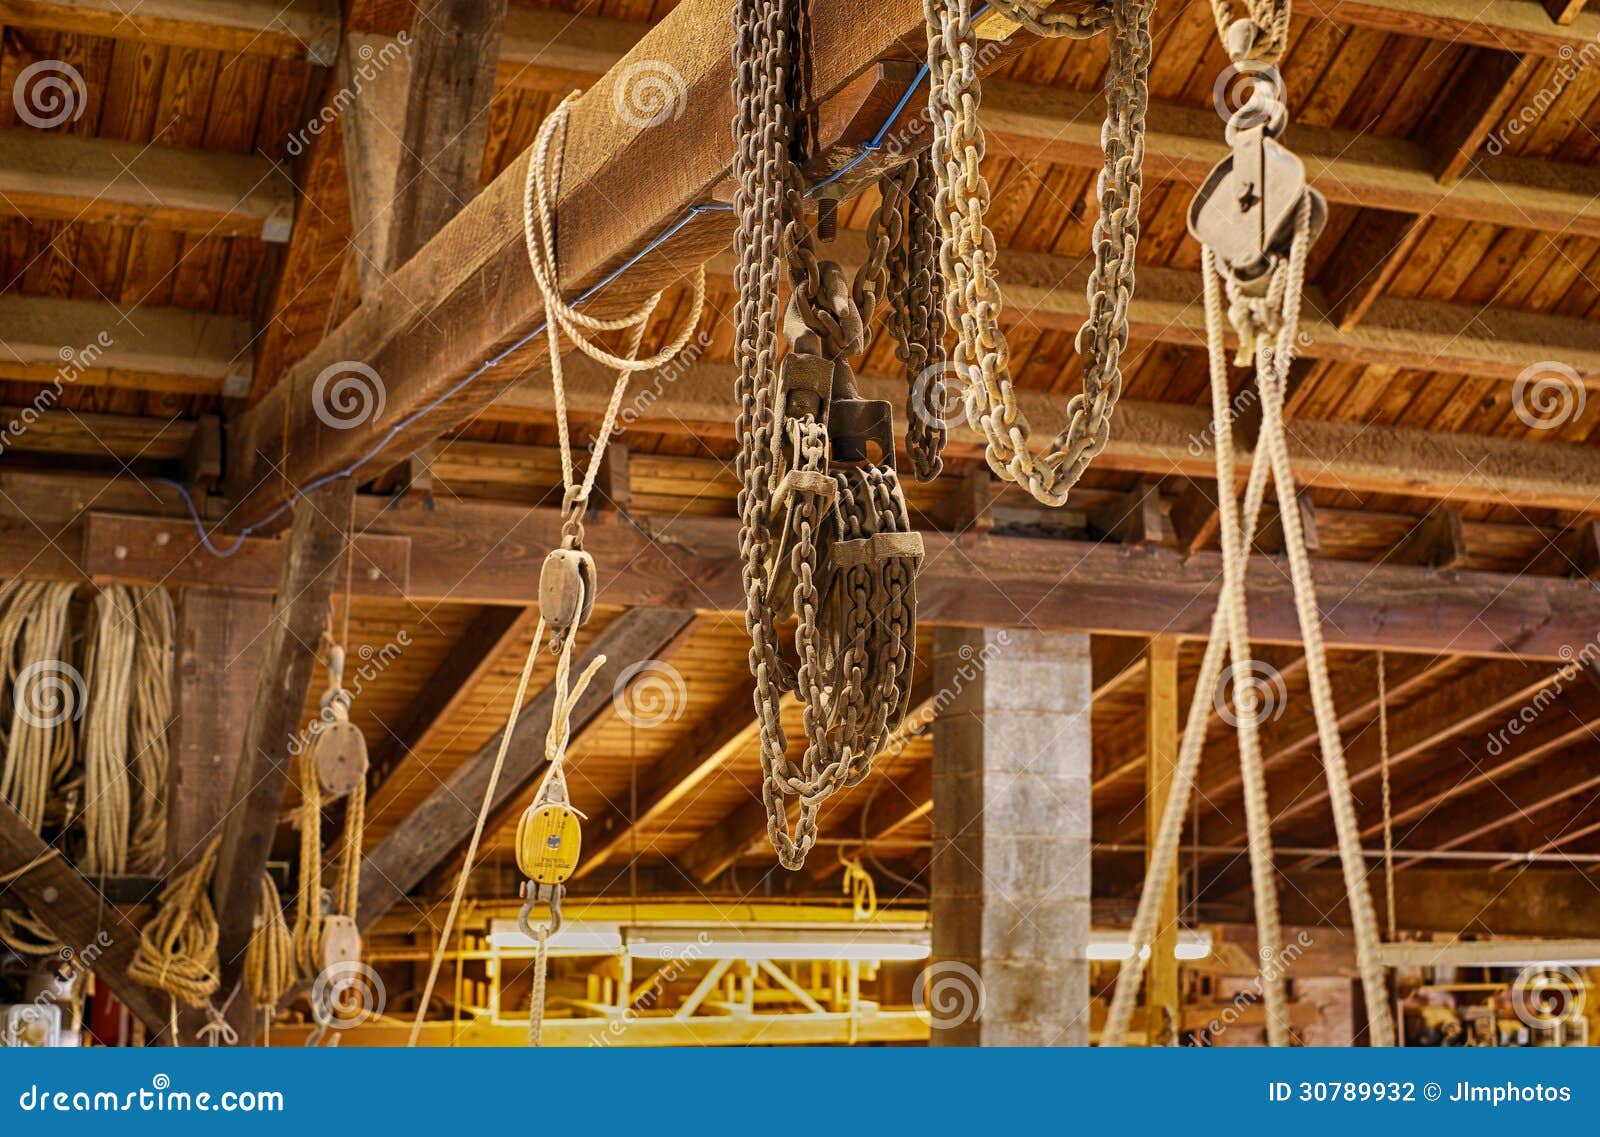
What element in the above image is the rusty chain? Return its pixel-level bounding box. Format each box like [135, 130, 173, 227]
[925, 0, 1154, 506]
[733, 0, 928, 870]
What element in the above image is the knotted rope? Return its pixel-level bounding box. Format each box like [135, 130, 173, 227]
[128, 837, 222, 1041]
[245, 872, 294, 1028]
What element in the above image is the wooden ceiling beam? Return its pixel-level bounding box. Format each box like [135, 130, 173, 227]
[0, 295, 252, 397]
[0, 0, 341, 61]
[1297, 0, 1600, 55]
[1276, 866, 1600, 938]
[356, 607, 697, 929]
[229, 0, 984, 521]
[0, 128, 294, 241]
[57, 497, 1600, 661]
[501, 359, 1600, 514]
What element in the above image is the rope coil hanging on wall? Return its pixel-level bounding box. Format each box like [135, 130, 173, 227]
[1100, 0, 1394, 1048]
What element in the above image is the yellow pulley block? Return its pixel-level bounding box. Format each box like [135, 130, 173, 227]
[515, 802, 582, 885]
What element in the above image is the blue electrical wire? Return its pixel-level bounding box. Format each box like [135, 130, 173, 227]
[159, 50, 940, 558]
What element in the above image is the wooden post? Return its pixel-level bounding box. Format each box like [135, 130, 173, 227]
[210, 479, 354, 1033]
[168, 588, 275, 869]
[1144, 636, 1181, 1046]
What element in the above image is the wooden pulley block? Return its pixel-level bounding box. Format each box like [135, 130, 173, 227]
[312, 719, 368, 798]
[515, 802, 582, 885]
[320, 914, 361, 974]
[539, 547, 596, 636]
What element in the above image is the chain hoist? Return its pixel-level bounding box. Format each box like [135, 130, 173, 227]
[1101, 2, 1394, 1049]
[732, 0, 940, 872]
[924, 0, 1153, 507]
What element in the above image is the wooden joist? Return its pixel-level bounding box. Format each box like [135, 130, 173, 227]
[0, 0, 342, 61]
[357, 608, 697, 928]
[0, 129, 294, 241]
[0, 295, 252, 397]
[210, 480, 354, 1027]
[1277, 866, 1600, 938]
[502, 359, 1600, 514]
[58, 496, 1600, 661]
[1297, 0, 1600, 55]
[0, 801, 171, 1036]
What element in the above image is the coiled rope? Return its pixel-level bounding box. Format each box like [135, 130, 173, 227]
[127, 837, 224, 1043]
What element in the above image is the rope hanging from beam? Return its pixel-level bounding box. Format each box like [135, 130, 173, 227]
[406, 90, 706, 1048]
[1101, 0, 1395, 1048]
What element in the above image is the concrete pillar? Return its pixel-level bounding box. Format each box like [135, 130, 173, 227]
[929, 627, 1093, 1046]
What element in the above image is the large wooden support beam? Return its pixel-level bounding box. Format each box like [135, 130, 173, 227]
[0, 295, 252, 397]
[1278, 866, 1600, 938]
[67, 497, 1600, 661]
[0, 801, 171, 1037]
[0, 0, 341, 60]
[357, 608, 696, 928]
[229, 0, 980, 520]
[0, 129, 294, 240]
[501, 361, 1600, 513]
[211, 480, 353, 1016]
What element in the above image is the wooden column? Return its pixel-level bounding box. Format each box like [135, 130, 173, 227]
[1144, 635, 1181, 1046]
[168, 588, 275, 869]
[931, 628, 1093, 1046]
[211, 480, 354, 1029]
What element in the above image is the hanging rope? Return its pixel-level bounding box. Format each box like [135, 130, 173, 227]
[127, 587, 174, 873]
[1103, 0, 1395, 1047]
[128, 837, 223, 1041]
[80, 586, 136, 876]
[245, 872, 294, 1021]
[0, 580, 77, 956]
[1378, 652, 1396, 943]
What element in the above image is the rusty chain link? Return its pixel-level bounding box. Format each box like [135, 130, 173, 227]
[733, 0, 927, 870]
[926, 0, 1153, 506]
